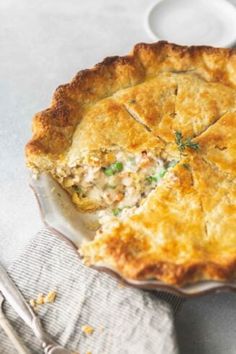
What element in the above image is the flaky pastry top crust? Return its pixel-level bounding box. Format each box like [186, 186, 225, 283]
[26, 41, 236, 167]
[26, 42, 236, 286]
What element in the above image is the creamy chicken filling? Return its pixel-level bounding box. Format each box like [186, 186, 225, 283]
[54, 150, 177, 222]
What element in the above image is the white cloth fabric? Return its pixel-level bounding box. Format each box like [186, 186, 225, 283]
[0, 229, 181, 354]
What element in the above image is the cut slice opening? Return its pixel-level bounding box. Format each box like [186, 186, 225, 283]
[53, 148, 178, 228]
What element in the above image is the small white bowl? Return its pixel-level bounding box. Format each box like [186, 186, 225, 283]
[146, 0, 236, 47]
[30, 173, 236, 297]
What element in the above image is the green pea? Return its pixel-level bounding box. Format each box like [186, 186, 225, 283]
[111, 161, 123, 173]
[112, 208, 122, 216]
[104, 167, 114, 176]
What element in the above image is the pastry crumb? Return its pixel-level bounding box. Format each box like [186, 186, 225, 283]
[29, 290, 57, 309]
[29, 299, 36, 307]
[86, 352, 92, 354]
[44, 290, 57, 303]
[117, 281, 125, 289]
[81, 325, 94, 336]
[29, 299, 38, 312]
[36, 293, 45, 305]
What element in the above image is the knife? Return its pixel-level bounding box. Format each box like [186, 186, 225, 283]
[0, 262, 75, 354]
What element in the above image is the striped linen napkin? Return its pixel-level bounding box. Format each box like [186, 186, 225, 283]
[0, 229, 183, 354]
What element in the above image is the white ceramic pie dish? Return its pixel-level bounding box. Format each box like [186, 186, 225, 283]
[146, 0, 236, 47]
[30, 172, 236, 297]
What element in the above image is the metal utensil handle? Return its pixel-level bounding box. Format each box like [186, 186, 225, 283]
[0, 264, 73, 353]
[0, 263, 35, 328]
[0, 314, 31, 354]
[0, 263, 55, 346]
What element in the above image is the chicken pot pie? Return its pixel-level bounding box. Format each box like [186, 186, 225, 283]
[26, 41, 236, 286]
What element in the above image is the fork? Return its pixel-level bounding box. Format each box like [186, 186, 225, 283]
[0, 292, 31, 353]
[0, 292, 75, 354]
[0, 261, 77, 354]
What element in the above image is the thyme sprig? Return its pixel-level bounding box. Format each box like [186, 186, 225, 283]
[175, 131, 199, 152]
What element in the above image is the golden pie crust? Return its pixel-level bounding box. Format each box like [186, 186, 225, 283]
[26, 41, 236, 286]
